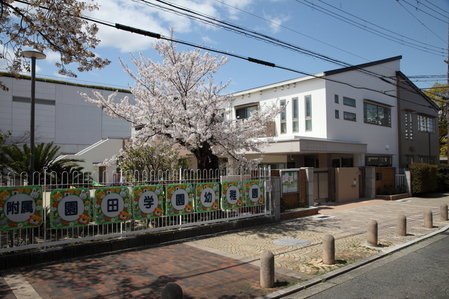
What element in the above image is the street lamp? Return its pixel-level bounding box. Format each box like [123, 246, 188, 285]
[22, 50, 46, 184]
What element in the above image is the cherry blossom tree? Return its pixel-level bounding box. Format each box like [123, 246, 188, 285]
[0, 0, 110, 90]
[81, 32, 282, 170]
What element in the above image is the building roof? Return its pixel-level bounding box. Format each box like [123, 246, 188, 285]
[323, 56, 402, 76]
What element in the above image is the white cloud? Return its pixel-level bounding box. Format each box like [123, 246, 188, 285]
[263, 13, 290, 33]
[216, 0, 254, 20]
[90, 0, 169, 52]
[43, 51, 60, 64]
[202, 36, 216, 44]
[88, 0, 255, 52]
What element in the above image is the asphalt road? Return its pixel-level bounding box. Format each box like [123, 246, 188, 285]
[286, 231, 449, 299]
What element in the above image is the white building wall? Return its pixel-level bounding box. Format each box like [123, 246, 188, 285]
[325, 60, 400, 167]
[0, 76, 131, 154]
[233, 76, 327, 139]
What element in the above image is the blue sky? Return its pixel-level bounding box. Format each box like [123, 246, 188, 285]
[10, 0, 449, 93]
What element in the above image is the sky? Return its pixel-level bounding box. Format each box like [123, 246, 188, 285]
[5, 0, 449, 94]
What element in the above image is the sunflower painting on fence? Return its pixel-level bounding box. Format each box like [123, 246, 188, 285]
[221, 181, 243, 210]
[195, 182, 220, 213]
[132, 185, 165, 219]
[49, 188, 91, 229]
[0, 186, 43, 231]
[244, 180, 264, 207]
[94, 187, 130, 225]
[166, 183, 195, 216]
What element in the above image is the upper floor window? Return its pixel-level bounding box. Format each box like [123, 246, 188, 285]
[305, 95, 312, 131]
[344, 111, 356, 121]
[236, 105, 258, 119]
[404, 111, 413, 140]
[364, 102, 391, 127]
[292, 97, 299, 132]
[280, 100, 287, 134]
[334, 94, 339, 104]
[417, 115, 435, 133]
[343, 97, 356, 107]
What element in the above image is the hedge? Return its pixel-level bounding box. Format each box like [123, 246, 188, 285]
[409, 163, 449, 194]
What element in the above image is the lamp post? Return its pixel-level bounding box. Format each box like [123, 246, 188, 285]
[22, 50, 46, 184]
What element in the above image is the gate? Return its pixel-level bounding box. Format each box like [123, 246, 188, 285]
[313, 168, 335, 203]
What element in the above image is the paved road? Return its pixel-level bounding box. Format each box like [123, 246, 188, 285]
[286, 232, 449, 299]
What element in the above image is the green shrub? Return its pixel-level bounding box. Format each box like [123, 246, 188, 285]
[409, 163, 439, 194]
[437, 164, 449, 191]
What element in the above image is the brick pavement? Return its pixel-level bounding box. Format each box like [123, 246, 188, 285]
[8, 243, 296, 299]
[1, 195, 449, 298]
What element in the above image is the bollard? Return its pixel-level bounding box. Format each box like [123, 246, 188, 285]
[397, 215, 407, 236]
[424, 210, 433, 228]
[161, 282, 183, 299]
[367, 220, 378, 246]
[260, 250, 275, 288]
[441, 204, 448, 221]
[322, 234, 335, 265]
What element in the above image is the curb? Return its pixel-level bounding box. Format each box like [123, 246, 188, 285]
[257, 223, 449, 299]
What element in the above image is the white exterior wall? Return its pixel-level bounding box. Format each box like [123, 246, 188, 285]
[233, 76, 327, 139]
[325, 60, 400, 168]
[230, 57, 403, 169]
[0, 76, 131, 154]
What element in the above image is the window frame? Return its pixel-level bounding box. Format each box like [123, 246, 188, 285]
[280, 99, 287, 134]
[363, 101, 391, 127]
[343, 111, 357, 122]
[343, 96, 356, 107]
[305, 95, 312, 131]
[235, 104, 258, 120]
[292, 97, 299, 132]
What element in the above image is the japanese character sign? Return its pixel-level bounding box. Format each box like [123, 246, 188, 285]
[0, 186, 43, 231]
[132, 185, 164, 219]
[166, 184, 194, 216]
[244, 180, 264, 207]
[94, 187, 130, 225]
[50, 188, 91, 229]
[195, 182, 220, 213]
[221, 181, 242, 210]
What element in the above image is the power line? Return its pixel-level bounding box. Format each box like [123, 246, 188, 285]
[397, 0, 447, 44]
[295, 0, 446, 56]
[308, 0, 446, 52]
[213, 0, 370, 63]
[423, 0, 449, 16]
[127, 0, 443, 104]
[402, 0, 448, 23]
[9, 0, 439, 108]
[133, 0, 405, 85]
[112, 23, 438, 108]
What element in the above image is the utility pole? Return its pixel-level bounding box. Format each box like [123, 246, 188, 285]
[447, 18, 449, 164]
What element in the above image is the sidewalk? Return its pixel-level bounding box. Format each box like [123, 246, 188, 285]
[1, 195, 449, 298]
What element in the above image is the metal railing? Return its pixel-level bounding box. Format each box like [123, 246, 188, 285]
[0, 167, 272, 253]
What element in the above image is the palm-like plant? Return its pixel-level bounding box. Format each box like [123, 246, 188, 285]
[1, 142, 85, 185]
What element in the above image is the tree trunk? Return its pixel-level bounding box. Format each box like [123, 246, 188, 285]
[192, 143, 219, 171]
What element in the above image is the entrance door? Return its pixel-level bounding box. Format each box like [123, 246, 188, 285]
[314, 168, 329, 202]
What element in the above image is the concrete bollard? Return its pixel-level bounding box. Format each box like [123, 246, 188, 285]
[260, 250, 275, 288]
[367, 220, 378, 246]
[424, 210, 433, 228]
[322, 234, 335, 265]
[397, 215, 407, 236]
[161, 282, 183, 299]
[440, 204, 448, 221]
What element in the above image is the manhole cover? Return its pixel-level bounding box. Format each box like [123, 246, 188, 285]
[311, 215, 334, 219]
[395, 199, 410, 203]
[273, 239, 311, 247]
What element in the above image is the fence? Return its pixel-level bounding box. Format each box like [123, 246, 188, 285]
[395, 173, 407, 193]
[0, 167, 272, 254]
